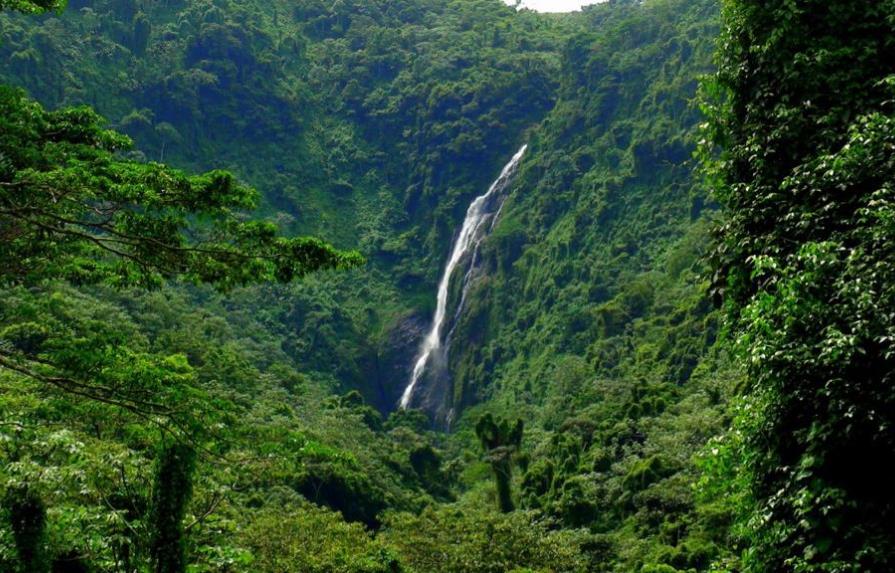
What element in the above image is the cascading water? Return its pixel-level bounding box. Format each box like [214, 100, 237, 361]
[400, 144, 528, 409]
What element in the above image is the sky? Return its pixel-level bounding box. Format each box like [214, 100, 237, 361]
[504, 0, 601, 12]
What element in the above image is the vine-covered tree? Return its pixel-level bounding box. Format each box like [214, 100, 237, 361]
[475, 414, 524, 513]
[3, 486, 49, 573]
[149, 442, 196, 573]
[150, 442, 196, 573]
[705, 0, 895, 571]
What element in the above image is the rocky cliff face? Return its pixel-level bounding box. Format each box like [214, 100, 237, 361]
[372, 312, 429, 412]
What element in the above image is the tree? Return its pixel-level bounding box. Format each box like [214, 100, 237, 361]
[132, 12, 152, 56]
[704, 0, 895, 571]
[0, 0, 64, 13]
[4, 486, 49, 573]
[148, 442, 196, 573]
[0, 87, 362, 290]
[0, 86, 362, 423]
[474, 414, 523, 513]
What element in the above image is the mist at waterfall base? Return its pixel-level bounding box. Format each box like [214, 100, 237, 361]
[400, 145, 528, 423]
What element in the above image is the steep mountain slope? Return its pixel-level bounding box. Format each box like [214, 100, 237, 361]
[451, 0, 719, 411]
[440, 1, 739, 570]
[1, 0, 575, 410]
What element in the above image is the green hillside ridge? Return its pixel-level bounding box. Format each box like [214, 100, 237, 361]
[1, 0, 576, 412]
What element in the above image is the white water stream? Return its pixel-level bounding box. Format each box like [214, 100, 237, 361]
[400, 145, 528, 408]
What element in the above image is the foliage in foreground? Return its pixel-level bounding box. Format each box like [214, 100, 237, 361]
[704, 0, 895, 571]
[0, 86, 361, 291]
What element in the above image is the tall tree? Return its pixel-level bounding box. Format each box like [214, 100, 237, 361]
[149, 442, 196, 573]
[475, 414, 524, 513]
[4, 486, 49, 573]
[706, 0, 895, 571]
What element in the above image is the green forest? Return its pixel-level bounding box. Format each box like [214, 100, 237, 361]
[0, 0, 892, 571]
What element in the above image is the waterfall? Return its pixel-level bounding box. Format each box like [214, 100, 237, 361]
[400, 144, 528, 409]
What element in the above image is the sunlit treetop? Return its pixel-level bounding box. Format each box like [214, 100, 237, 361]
[0, 0, 64, 13]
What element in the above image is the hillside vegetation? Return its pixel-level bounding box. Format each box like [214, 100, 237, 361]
[1, 0, 893, 572]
